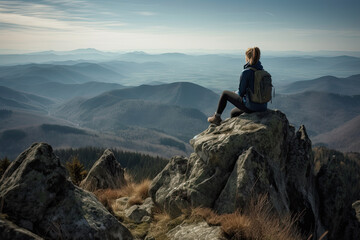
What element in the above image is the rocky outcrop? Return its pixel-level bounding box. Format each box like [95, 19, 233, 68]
[149, 110, 325, 237]
[0, 143, 133, 240]
[80, 149, 126, 191]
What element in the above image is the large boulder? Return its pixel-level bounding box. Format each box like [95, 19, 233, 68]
[149, 110, 325, 237]
[80, 149, 126, 191]
[0, 143, 133, 240]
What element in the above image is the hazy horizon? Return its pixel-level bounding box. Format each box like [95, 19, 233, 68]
[2, 48, 360, 58]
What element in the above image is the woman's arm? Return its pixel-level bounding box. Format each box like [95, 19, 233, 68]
[238, 70, 249, 97]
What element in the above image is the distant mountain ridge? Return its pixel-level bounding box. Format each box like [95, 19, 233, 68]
[0, 86, 54, 112]
[55, 97, 208, 142]
[279, 74, 360, 95]
[54, 82, 219, 140]
[271, 91, 360, 136]
[0, 63, 122, 84]
[0, 81, 220, 158]
[89, 82, 219, 115]
[313, 115, 360, 152]
[3, 81, 125, 101]
[0, 109, 190, 159]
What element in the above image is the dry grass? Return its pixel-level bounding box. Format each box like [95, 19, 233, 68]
[93, 174, 306, 240]
[92, 175, 153, 238]
[93, 188, 126, 211]
[147, 210, 188, 240]
[93, 174, 151, 212]
[191, 195, 303, 240]
[128, 179, 151, 206]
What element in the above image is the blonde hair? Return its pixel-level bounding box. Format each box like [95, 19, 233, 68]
[246, 47, 261, 65]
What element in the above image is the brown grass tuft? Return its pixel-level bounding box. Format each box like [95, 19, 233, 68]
[93, 178, 151, 213]
[243, 195, 302, 240]
[190, 195, 303, 240]
[219, 212, 251, 239]
[191, 207, 221, 225]
[127, 179, 151, 206]
[93, 188, 125, 211]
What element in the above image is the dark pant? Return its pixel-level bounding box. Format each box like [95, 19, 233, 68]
[216, 90, 252, 117]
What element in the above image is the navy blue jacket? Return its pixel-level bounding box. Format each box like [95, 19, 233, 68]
[238, 61, 267, 112]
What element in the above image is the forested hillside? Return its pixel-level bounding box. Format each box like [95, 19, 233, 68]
[54, 147, 169, 182]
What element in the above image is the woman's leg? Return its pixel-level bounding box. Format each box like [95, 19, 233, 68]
[216, 90, 250, 114]
[230, 108, 244, 118]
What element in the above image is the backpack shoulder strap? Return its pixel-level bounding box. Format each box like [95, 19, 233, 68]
[247, 67, 258, 72]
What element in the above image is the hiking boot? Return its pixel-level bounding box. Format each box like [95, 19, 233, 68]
[207, 114, 222, 126]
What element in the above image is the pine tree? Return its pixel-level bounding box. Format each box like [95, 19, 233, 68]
[65, 157, 88, 185]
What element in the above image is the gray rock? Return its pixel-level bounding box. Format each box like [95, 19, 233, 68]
[149, 110, 325, 237]
[0, 218, 43, 240]
[141, 197, 154, 215]
[215, 147, 288, 215]
[0, 143, 133, 240]
[167, 221, 224, 240]
[125, 205, 150, 223]
[80, 149, 126, 191]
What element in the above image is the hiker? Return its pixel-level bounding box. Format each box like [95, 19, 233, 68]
[207, 47, 270, 126]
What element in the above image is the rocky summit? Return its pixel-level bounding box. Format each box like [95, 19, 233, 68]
[149, 110, 325, 238]
[0, 143, 133, 240]
[80, 149, 127, 191]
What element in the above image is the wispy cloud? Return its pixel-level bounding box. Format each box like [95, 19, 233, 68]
[0, 0, 127, 31]
[0, 12, 75, 31]
[135, 11, 156, 16]
[265, 12, 275, 17]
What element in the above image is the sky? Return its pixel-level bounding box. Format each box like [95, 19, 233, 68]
[0, 0, 360, 53]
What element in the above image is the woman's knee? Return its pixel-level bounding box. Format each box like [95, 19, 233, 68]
[231, 108, 243, 118]
[220, 90, 233, 99]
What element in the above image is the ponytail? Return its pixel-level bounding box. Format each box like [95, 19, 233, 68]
[246, 47, 261, 65]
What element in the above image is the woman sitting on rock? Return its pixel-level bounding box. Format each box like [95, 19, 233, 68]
[208, 47, 268, 125]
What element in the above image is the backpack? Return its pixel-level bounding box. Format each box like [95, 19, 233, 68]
[247, 67, 273, 104]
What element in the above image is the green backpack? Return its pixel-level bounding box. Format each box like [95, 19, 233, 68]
[248, 67, 273, 104]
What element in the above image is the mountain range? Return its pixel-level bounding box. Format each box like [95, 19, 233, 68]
[2, 50, 360, 90]
[0, 51, 359, 157]
[55, 83, 211, 142]
[0, 109, 190, 159]
[0, 62, 122, 84]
